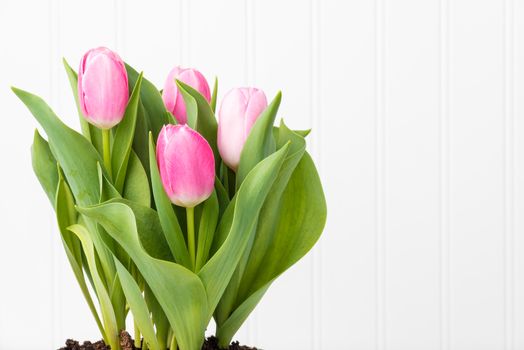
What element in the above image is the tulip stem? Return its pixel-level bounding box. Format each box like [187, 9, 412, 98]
[186, 207, 196, 270]
[102, 128, 112, 178]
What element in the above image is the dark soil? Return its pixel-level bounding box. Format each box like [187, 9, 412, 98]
[58, 331, 258, 350]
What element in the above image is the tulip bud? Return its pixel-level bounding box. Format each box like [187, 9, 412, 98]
[78, 47, 129, 129]
[162, 66, 211, 124]
[156, 124, 215, 208]
[217, 87, 268, 171]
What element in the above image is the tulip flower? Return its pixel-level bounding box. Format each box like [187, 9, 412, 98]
[156, 124, 215, 268]
[78, 47, 129, 178]
[78, 47, 129, 130]
[162, 66, 211, 124]
[217, 87, 268, 171]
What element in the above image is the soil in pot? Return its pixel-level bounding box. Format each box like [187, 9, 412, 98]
[58, 331, 258, 350]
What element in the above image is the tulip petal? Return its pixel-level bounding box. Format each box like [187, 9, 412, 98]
[157, 125, 215, 208]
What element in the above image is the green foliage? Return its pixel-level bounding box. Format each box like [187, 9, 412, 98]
[14, 60, 326, 350]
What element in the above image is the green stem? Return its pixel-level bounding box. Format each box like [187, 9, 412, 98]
[102, 128, 112, 178]
[186, 207, 196, 270]
[169, 333, 177, 350]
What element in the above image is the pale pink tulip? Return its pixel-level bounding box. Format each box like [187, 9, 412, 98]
[78, 47, 129, 129]
[217, 88, 267, 170]
[156, 124, 215, 208]
[162, 67, 211, 124]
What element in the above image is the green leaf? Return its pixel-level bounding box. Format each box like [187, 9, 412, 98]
[236, 122, 306, 301]
[112, 73, 143, 193]
[210, 77, 218, 113]
[145, 285, 170, 349]
[148, 133, 192, 268]
[176, 80, 198, 129]
[195, 191, 219, 272]
[98, 163, 121, 202]
[126, 63, 168, 138]
[77, 202, 208, 350]
[13, 87, 102, 206]
[123, 150, 151, 207]
[236, 92, 282, 187]
[176, 80, 219, 171]
[132, 100, 152, 175]
[216, 152, 327, 344]
[68, 224, 120, 350]
[243, 152, 326, 293]
[198, 143, 290, 320]
[215, 122, 306, 331]
[215, 284, 269, 348]
[62, 58, 103, 153]
[115, 258, 160, 350]
[214, 176, 230, 218]
[55, 173, 105, 340]
[31, 130, 58, 205]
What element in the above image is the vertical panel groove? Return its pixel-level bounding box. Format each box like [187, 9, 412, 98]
[50, 0, 59, 346]
[310, 0, 322, 348]
[438, 0, 450, 348]
[375, 0, 386, 348]
[503, 0, 516, 348]
[243, 0, 256, 343]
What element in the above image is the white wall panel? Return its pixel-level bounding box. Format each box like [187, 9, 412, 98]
[0, 0, 522, 349]
[449, 1, 506, 349]
[319, 0, 376, 349]
[0, 1, 54, 349]
[384, 0, 441, 348]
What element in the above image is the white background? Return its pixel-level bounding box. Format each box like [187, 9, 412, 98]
[1, 0, 524, 349]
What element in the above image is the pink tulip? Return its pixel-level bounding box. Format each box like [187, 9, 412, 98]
[156, 124, 215, 208]
[78, 47, 129, 129]
[217, 87, 268, 170]
[162, 66, 211, 124]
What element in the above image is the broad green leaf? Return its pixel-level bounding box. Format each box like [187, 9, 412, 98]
[126, 63, 168, 138]
[55, 174, 105, 339]
[13, 87, 102, 206]
[236, 122, 306, 301]
[210, 77, 218, 113]
[62, 58, 103, 153]
[112, 73, 143, 193]
[148, 133, 192, 268]
[68, 224, 120, 350]
[236, 92, 282, 187]
[216, 153, 326, 344]
[195, 191, 219, 272]
[198, 143, 289, 320]
[111, 198, 172, 262]
[176, 80, 219, 170]
[77, 202, 208, 350]
[31, 130, 58, 205]
[115, 258, 160, 350]
[242, 152, 326, 294]
[123, 150, 151, 207]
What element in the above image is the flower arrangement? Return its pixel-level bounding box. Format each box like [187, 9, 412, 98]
[12, 47, 327, 350]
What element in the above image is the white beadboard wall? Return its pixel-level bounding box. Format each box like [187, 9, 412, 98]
[0, 0, 523, 349]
